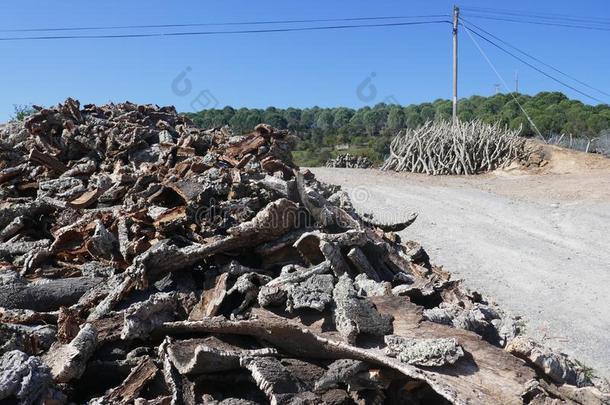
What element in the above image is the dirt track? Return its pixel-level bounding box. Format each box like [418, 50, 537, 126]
[311, 161, 610, 377]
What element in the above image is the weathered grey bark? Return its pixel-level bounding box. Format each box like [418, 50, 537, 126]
[353, 273, 392, 297]
[332, 274, 393, 343]
[0, 350, 52, 405]
[43, 323, 97, 383]
[314, 359, 369, 391]
[506, 336, 589, 387]
[537, 379, 610, 405]
[225, 272, 271, 315]
[240, 356, 305, 405]
[0, 323, 57, 354]
[84, 273, 133, 321]
[384, 335, 464, 366]
[295, 170, 360, 230]
[255, 175, 295, 200]
[320, 240, 352, 277]
[159, 299, 538, 405]
[0, 239, 50, 258]
[121, 292, 177, 341]
[347, 247, 381, 282]
[293, 230, 367, 276]
[257, 261, 331, 308]
[0, 277, 103, 311]
[159, 338, 184, 405]
[166, 180, 211, 202]
[0, 216, 26, 241]
[286, 274, 334, 312]
[166, 336, 278, 375]
[87, 220, 119, 260]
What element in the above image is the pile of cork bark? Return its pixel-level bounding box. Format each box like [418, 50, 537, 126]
[325, 154, 373, 169]
[0, 99, 608, 405]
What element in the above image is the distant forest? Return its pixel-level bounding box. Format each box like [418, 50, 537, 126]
[186, 92, 610, 166]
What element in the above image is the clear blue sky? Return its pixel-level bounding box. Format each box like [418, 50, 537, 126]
[1, 0, 609, 120]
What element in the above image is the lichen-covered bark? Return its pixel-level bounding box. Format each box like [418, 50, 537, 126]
[332, 274, 393, 343]
[384, 335, 464, 366]
[0, 350, 52, 405]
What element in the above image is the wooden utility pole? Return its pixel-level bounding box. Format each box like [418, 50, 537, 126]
[452, 6, 459, 124]
[515, 70, 519, 93]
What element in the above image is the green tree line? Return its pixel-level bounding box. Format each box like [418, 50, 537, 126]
[186, 92, 610, 166]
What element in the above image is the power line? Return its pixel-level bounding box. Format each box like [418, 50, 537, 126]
[0, 14, 450, 33]
[461, 23, 543, 138]
[460, 6, 610, 25]
[460, 18, 610, 98]
[461, 24, 607, 104]
[0, 20, 450, 42]
[466, 13, 610, 29]
[466, 13, 610, 27]
[462, 14, 610, 32]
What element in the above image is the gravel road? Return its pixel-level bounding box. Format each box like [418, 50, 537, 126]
[312, 167, 610, 377]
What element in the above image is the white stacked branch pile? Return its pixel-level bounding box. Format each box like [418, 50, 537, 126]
[382, 120, 532, 175]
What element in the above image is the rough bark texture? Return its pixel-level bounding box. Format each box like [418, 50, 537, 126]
[332, 274, 393, 343]
[43, 323, 97, 383]
[240, 356, 305, 405]
[506, 336, 589, 387]
[286, 273, 334, 312]
[166, 336, 278, 375]
[384, 335, 464, 366]
[121, 292, 178, 341]
[158, 305, 537, 405]
[0, 350, 52, 405]
[0, 277, 102, 311]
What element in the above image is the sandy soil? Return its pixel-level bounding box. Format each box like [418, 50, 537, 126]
[310, 146, 610, 377]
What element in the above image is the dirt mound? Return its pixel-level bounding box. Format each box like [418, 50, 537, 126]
[541, 142, 610, 173]
[506, 140, 610, 175]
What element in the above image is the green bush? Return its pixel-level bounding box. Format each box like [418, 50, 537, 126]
[11, 104, 35, 121]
